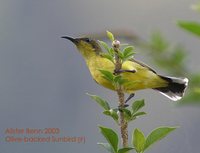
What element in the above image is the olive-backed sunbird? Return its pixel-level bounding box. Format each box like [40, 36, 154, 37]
[62, 36, 188, 101]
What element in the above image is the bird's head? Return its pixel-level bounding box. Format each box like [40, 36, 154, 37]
[61, 36, 102, 58]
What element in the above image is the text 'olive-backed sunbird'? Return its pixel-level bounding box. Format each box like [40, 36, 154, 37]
[62, 36, 188, 101]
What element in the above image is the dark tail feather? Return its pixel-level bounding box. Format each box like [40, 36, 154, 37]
[154, 75, 188, 101]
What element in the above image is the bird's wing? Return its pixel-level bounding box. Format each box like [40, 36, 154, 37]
[130, 58, 157, 74]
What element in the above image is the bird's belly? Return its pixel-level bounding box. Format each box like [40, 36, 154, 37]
[90, 70, 166, 93]
[87, 58, 115, 90]
[87, 58, 167, 93]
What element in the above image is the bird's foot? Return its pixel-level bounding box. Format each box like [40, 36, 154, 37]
[118, 104, 129, 112]
[125, 93, 135, 103]
[113, 69, 136, 75]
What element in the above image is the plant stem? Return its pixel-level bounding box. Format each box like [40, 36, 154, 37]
[112, 40, 128, 147]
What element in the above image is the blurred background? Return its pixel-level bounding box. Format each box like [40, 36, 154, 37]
[0, 0, 200, 153]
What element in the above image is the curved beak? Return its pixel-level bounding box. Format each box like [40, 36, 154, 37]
[61, 36, 78, 44]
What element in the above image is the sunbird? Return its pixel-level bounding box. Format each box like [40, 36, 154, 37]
[62, 36, 188, 101]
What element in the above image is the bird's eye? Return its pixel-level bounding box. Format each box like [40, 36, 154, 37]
[85, 38, 91, 43]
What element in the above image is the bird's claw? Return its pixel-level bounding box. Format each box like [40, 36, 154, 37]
[113, 69, 136, 75]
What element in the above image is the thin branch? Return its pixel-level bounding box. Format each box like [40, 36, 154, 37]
[112, 40, 128, 147]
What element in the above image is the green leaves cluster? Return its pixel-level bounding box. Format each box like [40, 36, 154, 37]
[87, 94, 146, 124]
[133, 127, 177, 153]
[88, 93, 176, 153]
[121, 99, 146, 122]
[99, 31, 135, 64]
[98, 126, 176, 153]
[98, 69, 128, 88]
[97, 31, 135, 90]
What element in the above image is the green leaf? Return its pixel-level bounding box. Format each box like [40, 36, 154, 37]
[101, 53, 114, 63]
[113, 76, 122, 83]
[118, 147, 134, 153]
[117, 51, 124, 60]
[113, 76, 128, 85]
[120, 108, 132, 121]
[132, 99, 145, 114]
[122, 46, 135, 61]
[123, 53, 135, 61]
[144, 127, 177, 151]
[123, 46, 134, 56]
[87, 93, 110, 110]
[103, 109, 119, 123]
[99, 40, 110, 52]
[132, 128, 146, 153]
[98, 41, 114, 57]
[109, 48, 115, 56]
[124, 51, 135, 58]
[107, 31, 115, 41]
[177, 21, 200, 37]
[99, 69, 114, 82]
[98, 143, 114, 153]
[99, 126, 118, 153]
[132, 112, 146, 119]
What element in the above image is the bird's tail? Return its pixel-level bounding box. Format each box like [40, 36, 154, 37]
[154, 75, 189, 101]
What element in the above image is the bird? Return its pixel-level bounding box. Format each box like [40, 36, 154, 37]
[61, 36, 188, 102]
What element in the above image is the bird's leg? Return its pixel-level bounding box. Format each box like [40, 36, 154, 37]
[118, 104, 129, 112]
[117, 94, 135, 111]
[113, 69, 136, 75]
[125, 93, 135, 103]
[113, 69, 135, 108]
